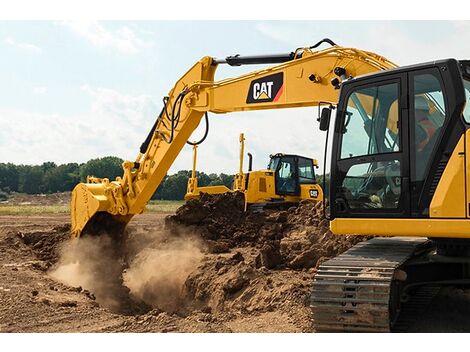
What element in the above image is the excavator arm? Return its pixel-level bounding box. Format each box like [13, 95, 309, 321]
[71, 40, 397, 238]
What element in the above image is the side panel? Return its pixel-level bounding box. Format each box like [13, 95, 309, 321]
[299, 184, 323, 201]
[244, 171, 277, 204]
[429, 134, 466, 218]
[467, 130, 470, 218]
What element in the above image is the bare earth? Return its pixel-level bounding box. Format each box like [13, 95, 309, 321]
[1, 197, 470, 332]
[0, 213, 313, 332]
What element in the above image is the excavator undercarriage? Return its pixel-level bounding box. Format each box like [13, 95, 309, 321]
[312, 237, 470, 332]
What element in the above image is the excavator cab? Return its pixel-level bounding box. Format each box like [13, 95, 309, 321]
[268, 153, 318, 197]
[325, 58, 468, 229]
[311, 59, 470, 332]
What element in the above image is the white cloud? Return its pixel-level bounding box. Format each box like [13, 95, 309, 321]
[0, 83, 326, 176]
[32, 86, 47, 95]
[3, 37, 42, 53]
[58, 21, 150, 54]
[0, 86, 158, 166]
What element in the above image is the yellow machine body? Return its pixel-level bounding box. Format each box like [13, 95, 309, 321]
[184, 133, 323, 208]
[243, 169, 323, 205]
[71, 44, 397, 237]
[186, 169, 323, 207]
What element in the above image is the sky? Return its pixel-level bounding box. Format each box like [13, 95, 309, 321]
[1, 21, 470, 174]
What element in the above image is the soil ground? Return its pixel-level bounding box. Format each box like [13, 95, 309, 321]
[0, 213, 312, 332]
[1, 193, 470, 332]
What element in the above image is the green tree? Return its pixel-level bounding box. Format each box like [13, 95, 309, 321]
[197, 172, 211, 187]
[160, 170, 192, 200]
[79, 156, 124, 182]
[219, 173, 234, 188]
[151, 170, 235, 201]
[44, 163, 81, 192]
[18, 165, 45, 194]
[41, 161, 57, 173]
[0, 163, 19, 192]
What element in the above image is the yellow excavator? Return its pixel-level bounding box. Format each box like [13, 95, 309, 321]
[184, 133, 323, 210]
[71, 38, 470, 331]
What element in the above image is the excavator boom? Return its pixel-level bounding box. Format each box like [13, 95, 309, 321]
[71, 40, 396, 237]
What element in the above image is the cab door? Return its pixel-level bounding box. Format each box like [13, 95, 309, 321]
[330, 74, 410, 218]
[275, 156, 300, 196]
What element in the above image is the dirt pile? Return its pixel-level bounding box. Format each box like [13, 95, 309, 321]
[162, 192, 365, 322]
[167, 193, 364, 270]
[182, 250, 313, 320]
[279, 200, 364, 269]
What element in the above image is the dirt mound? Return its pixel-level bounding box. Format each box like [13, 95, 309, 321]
[168, 193, 364, 270]
[280, 200, 364, 269]
[183, 250, 313, 318]
[161, 193, 364, 323]
[166, 192, 247, 248]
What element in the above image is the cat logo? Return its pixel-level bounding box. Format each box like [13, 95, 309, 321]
[309, 189, 319, 198]
[246, 72, 284, 104]
[253, 82, 274, 100]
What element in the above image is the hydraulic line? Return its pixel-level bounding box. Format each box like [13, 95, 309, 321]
[186, 112, 209, 146]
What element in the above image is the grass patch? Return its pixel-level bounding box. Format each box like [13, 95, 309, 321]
[0, 200, 184, 215]
[145, 200, 185, 213]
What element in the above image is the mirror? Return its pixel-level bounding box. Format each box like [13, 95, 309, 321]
[319, 107, 331, 131]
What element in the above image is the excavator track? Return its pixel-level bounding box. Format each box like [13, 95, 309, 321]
[311, 237, 431, 332]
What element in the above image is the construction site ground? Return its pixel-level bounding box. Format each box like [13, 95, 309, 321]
[1, 193, 470, 333]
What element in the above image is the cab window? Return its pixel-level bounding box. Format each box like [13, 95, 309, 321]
[340, 82, 400, 159]
[411, 72, 447, 181]
[298, 157, 315, 184]
[337, 81, 402, 210]
[276, 156, 297, 194]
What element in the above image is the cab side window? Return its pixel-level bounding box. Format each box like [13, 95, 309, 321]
[411, 72, 447, 181]
[338, 81, 402, 210]
[298, 158, 315, 184]
[340, 83, 400, 159]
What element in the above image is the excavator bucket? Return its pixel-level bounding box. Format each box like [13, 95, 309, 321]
[71, 183, 131, 238]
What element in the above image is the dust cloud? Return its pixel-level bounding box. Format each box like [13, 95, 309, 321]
[123, 230, 204, 313]
[49, 227, 204, 314]
[49, 234, 128, 312]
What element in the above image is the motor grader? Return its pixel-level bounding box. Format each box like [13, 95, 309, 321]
[71, 38, 470, 331]
[184, 133, 323, 210]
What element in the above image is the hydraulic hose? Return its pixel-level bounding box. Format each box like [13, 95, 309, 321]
[309, 38, 337, 49]
[186, 112, 209, 146]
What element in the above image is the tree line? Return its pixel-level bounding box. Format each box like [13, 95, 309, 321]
[0, 156, 233, 201]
